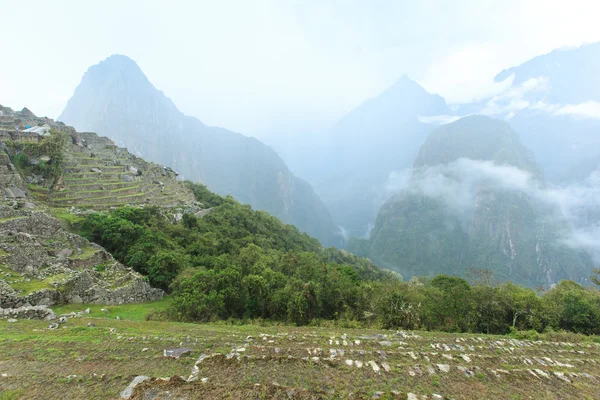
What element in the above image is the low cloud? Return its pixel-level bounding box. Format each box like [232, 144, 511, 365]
[417, 115, 462, 125]
[480, 76, 550, 118]
[385, 159, 600, 261]
[553, 101, 600, 120]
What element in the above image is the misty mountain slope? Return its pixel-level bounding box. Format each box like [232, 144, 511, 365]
[509, 107, 600, 181]
[58, 55, 340, 246]
[312, 76, 450, 238]
[348, 115, 592, 287]
[488, 42, 600, 181]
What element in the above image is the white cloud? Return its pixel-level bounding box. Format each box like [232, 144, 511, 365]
[480, 76, 550, 118]
[554, 101, 600, 120]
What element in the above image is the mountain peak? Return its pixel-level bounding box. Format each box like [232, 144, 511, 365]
[413, 115, 541, 175]
[98, 54, 142, 70]
[80, 54, 151, 89]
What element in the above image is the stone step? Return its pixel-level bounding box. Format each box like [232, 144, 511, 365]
[49, 191, 149, 206]
[50, 185, 142, 200]
[64, 181, 138, 191]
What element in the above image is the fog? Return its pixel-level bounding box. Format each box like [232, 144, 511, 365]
[385, 159, 600, 261]
[2, 0, 600, 137]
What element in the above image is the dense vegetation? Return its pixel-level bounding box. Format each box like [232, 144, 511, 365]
[76, 181, 600, 335]
[80, 182, 393, 324]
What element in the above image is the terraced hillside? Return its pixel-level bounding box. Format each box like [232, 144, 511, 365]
[0, 105, 195, 211]
[0, 305, 598, 399]
[32, 132, 195, 209]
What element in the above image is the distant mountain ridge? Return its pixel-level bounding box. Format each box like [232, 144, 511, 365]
[59, 55, 340, 246]
[486, 42, 600, 181]
[309, 75, 451, 238]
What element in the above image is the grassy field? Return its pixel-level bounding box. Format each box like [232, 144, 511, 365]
[1, 301, 599, 399]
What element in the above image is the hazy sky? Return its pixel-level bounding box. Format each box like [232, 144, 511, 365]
[2, 0, 600, 136]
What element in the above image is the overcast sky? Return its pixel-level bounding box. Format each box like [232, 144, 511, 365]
[2, 0, 600, 136]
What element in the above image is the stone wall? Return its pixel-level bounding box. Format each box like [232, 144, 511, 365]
[0, 305, 56, 320]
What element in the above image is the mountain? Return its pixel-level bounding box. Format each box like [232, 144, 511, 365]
[495, 42, 600, 105]
[490, 42, 600, 181]
[310, 76, 451, 238]
[348, 115, 592, 287]
[58, 55, 339, 246]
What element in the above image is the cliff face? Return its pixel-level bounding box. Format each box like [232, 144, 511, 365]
[58, 55, 340, 246]
[348, 116, 592, 287]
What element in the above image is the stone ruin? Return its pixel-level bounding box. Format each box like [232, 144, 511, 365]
[0, 201, 163, 311]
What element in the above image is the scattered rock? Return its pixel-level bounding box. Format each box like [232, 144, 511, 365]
[90, 168, 102, 173]
[436, 364, 450, 373]
[58, 316, 68, 324]
[120, 375, 149, 398]
[48, 323, 58, 330]
[7, 318, 17, 323]
[163, 347, 193, 358]
[554, 371, 571, 383]
[87, 323, 96, 328]
[368, 360, 380, 373]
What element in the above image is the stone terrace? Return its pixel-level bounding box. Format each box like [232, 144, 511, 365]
[34, 132, 195, 209]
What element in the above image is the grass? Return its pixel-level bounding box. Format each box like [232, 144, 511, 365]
[0, 264, 53, 294]
[0, 306, 598, 399]
[52, 296, 172, 321]
[0, 390, 23, 400]
[49, 208, 85, 225]
[10, 279, 52, 295]
[0, 216, 26, 224]
[69, 246, 97, 260]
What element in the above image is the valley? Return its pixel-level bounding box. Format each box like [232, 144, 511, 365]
[2, 7, 600, 399]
